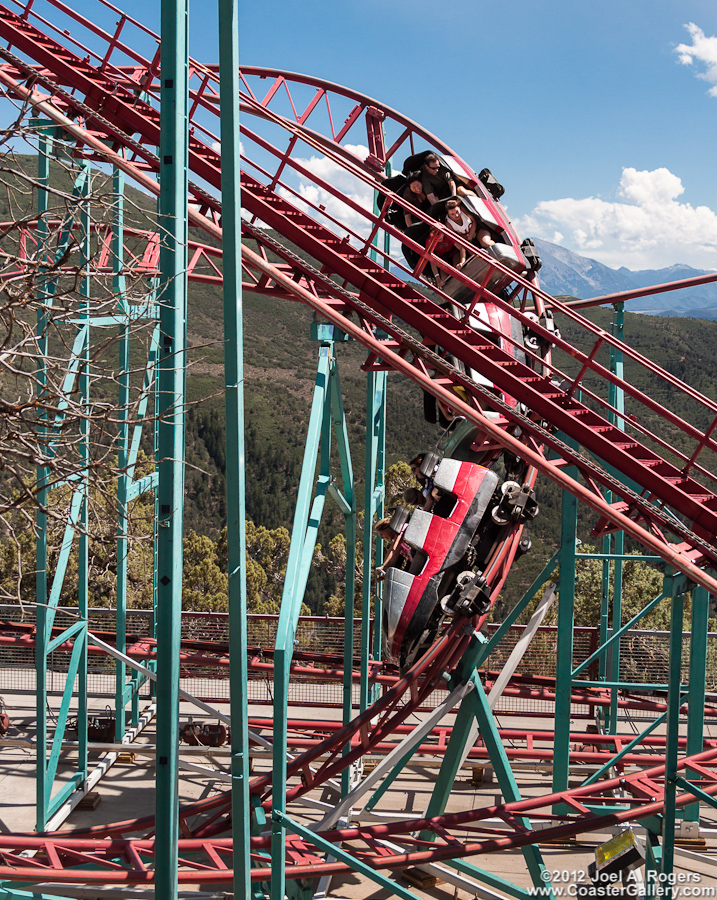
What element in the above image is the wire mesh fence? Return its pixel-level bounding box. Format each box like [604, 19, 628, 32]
[0, 607, 365, 709]
[482, 622, 717, 692]
[1, 606, 715, 714]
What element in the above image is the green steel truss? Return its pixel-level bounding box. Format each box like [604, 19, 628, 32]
[32, 134, 160, 830]
[269, 327, 361, 900]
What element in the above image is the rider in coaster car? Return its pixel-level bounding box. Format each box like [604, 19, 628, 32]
[425, 199, 478, 289]
[404, 485, 440, 513]
[375, 517, 412, 580]
[444, 198, 496, 259]
[399, 170, 431, 228]
[409, 453, 438, 502]
[406, 149, 482, 203]
[420, 152, 456, 204]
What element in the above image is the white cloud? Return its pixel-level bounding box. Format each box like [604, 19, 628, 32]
[212, 140, 244, 155]
[515, 167, 717, 269]
[675, 23, 717, 97]
[280, 143, 375, 242]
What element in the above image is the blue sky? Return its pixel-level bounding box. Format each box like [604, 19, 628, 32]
[17, 0, 717, 272]
[233, 0, 717, 272]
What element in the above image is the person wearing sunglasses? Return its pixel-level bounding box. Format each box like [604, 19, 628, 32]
[420, 153, 457, 204]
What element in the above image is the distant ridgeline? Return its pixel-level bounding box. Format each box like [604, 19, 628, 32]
[534, 238, 717, 318]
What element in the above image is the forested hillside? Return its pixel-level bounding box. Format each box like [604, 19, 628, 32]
[183, 278, 717, 614]
[4, 154, 717, 617]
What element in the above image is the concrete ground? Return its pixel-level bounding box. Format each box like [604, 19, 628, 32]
[0, 691, 716, 898]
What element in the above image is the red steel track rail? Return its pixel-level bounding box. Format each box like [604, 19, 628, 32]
[0, 748, 716, 885]
[2, 221, 225, 285]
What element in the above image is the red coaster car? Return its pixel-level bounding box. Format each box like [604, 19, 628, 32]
[382, 458, 500, 671]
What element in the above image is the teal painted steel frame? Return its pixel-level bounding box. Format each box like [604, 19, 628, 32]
[270, 337, 356, 900]
[112, 169, 161, 735]
[33, 136, 51, 827]
[661, 571, 683, 878]
[572, 590, 666, 679]
[684, 586, 709, 824]
[361, 176, 389, 715]
[34, 144, 92, 830]
[552, 446, 578, 809]
[360, 369, 386, 712]
[115, 166, 129, 740]
[445, 858, 547, 900]
[154, 0, 189, 894]
[466, 675, 553, 893]
[277, 809, 423, 900]
[547, 303, 711, 876]
[217, 1, 251, 891]
[359, 174, 390, 719]
[599, 304, 625, 731]
[417, 635, 554, 897]
[31, 130, 162, 833]
[330, 356, 358, 800]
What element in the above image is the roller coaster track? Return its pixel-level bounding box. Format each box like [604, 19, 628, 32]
[1, 748, 717, 885]
[6, 619, 713, 730]
[1, 221, 225, 285]
[1, 0, 717, 888]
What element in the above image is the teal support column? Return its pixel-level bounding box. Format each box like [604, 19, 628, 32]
[279, 810, 423, 900]
[76, 160, 90, 785]
[468, 677, 552, 891]
[360, 370, 386, 711]
[31, 140, 95, 827]
[366, 173, 389, 707]
[419, 637, 552, 895]
[606, 303, 625, 733]
[267, 333, 355, 893]
[327, 358, 357, 799]
[645, 829, 663, 899]
[32, 142, 96, 827]
[153, 331, 160, 682]
[419, 637, 488, 822]
[34, 137, 51, 830]
[573, 587, 666, 684]
[552, 449, 578, 808]
[684, 585, 709, 825]
[217, 0, 250, 891]
[342, 516, 357, 795]
[114, 167, 129, 740]
[661, 571, 683, 880]
[111, 172, 160, 729]
[155, 0, 189, 895]
[271, 342, 334, 900]
[599, 533, 610, 684]
[608, 530, 624, 732]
